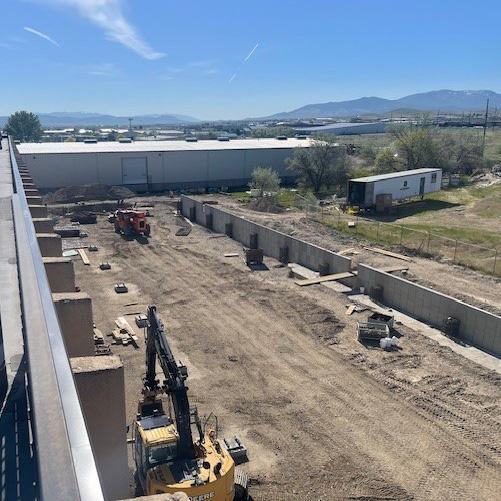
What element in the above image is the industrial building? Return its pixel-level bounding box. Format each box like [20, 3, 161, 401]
[295, 121, 387, 136]
[18, 138, 312, 191]
[347, 168, 442, 208]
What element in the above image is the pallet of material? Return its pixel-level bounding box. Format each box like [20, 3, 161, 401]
[114, 317, 139, 348]
[363, 246, 412, 262]
[77, 248, 90, 265]
[294, 271, 355, 286]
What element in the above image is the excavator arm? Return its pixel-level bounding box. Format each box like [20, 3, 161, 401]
[144, 305, 196, 460]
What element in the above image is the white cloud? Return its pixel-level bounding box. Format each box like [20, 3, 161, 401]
[24, 26, 60, 46]
[40, 0, 164, 60]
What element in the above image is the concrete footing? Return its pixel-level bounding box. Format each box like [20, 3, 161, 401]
[36, 233, 61, 257]
[52, 292, 95, 357]
[71, 356, 129, 501]
[29, 205, 48, 218]
[32, 217, 53, 233]
[43, 257, 75, 292]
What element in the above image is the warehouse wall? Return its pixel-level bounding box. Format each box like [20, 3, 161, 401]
[181, 195, 352, 274]
[357, 264, 501, 356]
[22, 147, 297, 190]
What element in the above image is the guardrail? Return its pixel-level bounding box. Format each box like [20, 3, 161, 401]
[9, 138, 104, 501]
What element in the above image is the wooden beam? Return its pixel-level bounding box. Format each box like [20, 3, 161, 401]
[294, 271, 354, 286]
[380, 265, 409, 273]
[363, 246, 412, 262]
[77, 248, 90, 265]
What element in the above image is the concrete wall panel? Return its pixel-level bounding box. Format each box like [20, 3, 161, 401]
[357, 264, 501, 356]
[181, 195, 352, 275]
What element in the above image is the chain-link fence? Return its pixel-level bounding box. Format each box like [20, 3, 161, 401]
[304, 205, 500, 277]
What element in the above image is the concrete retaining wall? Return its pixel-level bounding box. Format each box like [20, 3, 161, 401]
[181, 195, 352, 275]
[357, 264, 501, 356]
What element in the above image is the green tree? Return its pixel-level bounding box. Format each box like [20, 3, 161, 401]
[392, 125, 443, 170]
[374, 147, 402, 174]
[250, 167, 280, 195]
[286, 136, 349, 196]
[438, 131, 484, 174]
[5, 111, 43, 142]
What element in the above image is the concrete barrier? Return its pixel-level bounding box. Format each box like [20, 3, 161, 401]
[71, 355, 129, 501]
[53, 292, 95, 357]
[43, 257, 75, 292]
[32, 217, 54, 233]
[36, 233, 61, 257]
[181, 195, 352, 274]
[357, 264, 501, 356]
[29, 204, 48, 218]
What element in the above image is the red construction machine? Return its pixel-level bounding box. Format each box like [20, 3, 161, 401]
[114, 209, 151, 237]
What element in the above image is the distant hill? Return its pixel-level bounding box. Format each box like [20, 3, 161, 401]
[266, 90, 501, 119]
[0, 111, 200, 128]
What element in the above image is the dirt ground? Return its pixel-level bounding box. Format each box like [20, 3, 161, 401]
[69, 199, 501, 501]
[202, 195, 501, 316]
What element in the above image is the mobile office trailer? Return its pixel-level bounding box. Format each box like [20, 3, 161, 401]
[347, 168, 442, 208]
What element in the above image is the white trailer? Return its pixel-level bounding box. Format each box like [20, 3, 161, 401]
[347, 168, 442, 208]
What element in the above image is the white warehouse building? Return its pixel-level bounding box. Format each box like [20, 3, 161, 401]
[18, 138, 313, 191]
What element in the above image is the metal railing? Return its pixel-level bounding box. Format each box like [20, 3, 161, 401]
[8, 138, 104, 501]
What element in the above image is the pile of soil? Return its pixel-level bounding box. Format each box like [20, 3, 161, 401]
[247, 195, 284, 213]
[44, 184, 135, 204]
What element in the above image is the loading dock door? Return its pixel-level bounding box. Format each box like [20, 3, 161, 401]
[121, 157, 147, 184]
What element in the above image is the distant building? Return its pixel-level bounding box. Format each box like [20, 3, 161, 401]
[18, 137, 313, 191]
[296, 121, 387, 136]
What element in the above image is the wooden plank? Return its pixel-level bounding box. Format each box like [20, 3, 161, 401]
[345, 304, 356, 315]
[294, 271, 354, 286]
[380, 265, 409, 273]
[77, 248, 90, 265]
[363, 246, 412, 262]
[115, 316, 134, 334]
[224, 253, 239, 258]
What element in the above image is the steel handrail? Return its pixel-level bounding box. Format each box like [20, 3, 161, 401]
[8, 138, 104, 501]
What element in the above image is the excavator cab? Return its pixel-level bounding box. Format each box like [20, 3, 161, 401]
[132, 306, 249, 500]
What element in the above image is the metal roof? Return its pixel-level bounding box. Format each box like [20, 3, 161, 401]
[18, 137, 313, 155]
[350, 168, 441, 183]
[296, 122, 384, 132]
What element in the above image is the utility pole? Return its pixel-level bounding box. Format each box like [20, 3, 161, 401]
[482, 98, 489, 154]
[128, 117, 134, 140]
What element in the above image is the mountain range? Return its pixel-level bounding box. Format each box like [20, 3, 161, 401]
[1, 90, 500, 127]
[266, 90, 501, 119]
[0, 112, 200, 128]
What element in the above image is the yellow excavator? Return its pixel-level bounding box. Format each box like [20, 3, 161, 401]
[133, 305, 249, 500]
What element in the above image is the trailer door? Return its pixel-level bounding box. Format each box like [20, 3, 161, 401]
[419, 177, 425, 195]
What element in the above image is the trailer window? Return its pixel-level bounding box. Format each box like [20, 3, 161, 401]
[431, 173, 437, 183]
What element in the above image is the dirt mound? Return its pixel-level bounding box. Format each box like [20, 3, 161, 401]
[247, 196, 284, 213]
[44, 184, 135, 204]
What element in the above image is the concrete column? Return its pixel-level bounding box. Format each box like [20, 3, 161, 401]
[32, 218, 53, 233]
[71, 356, 129, 501]
[52, 292, 94, 357]
[26, 195, 42, 205]
[36, 233, 61, 257]
[29, 205, 48, 218]
[43, 257, 75, 292]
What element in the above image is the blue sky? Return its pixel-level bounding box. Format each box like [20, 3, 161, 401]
[1, 0, 501, 120]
